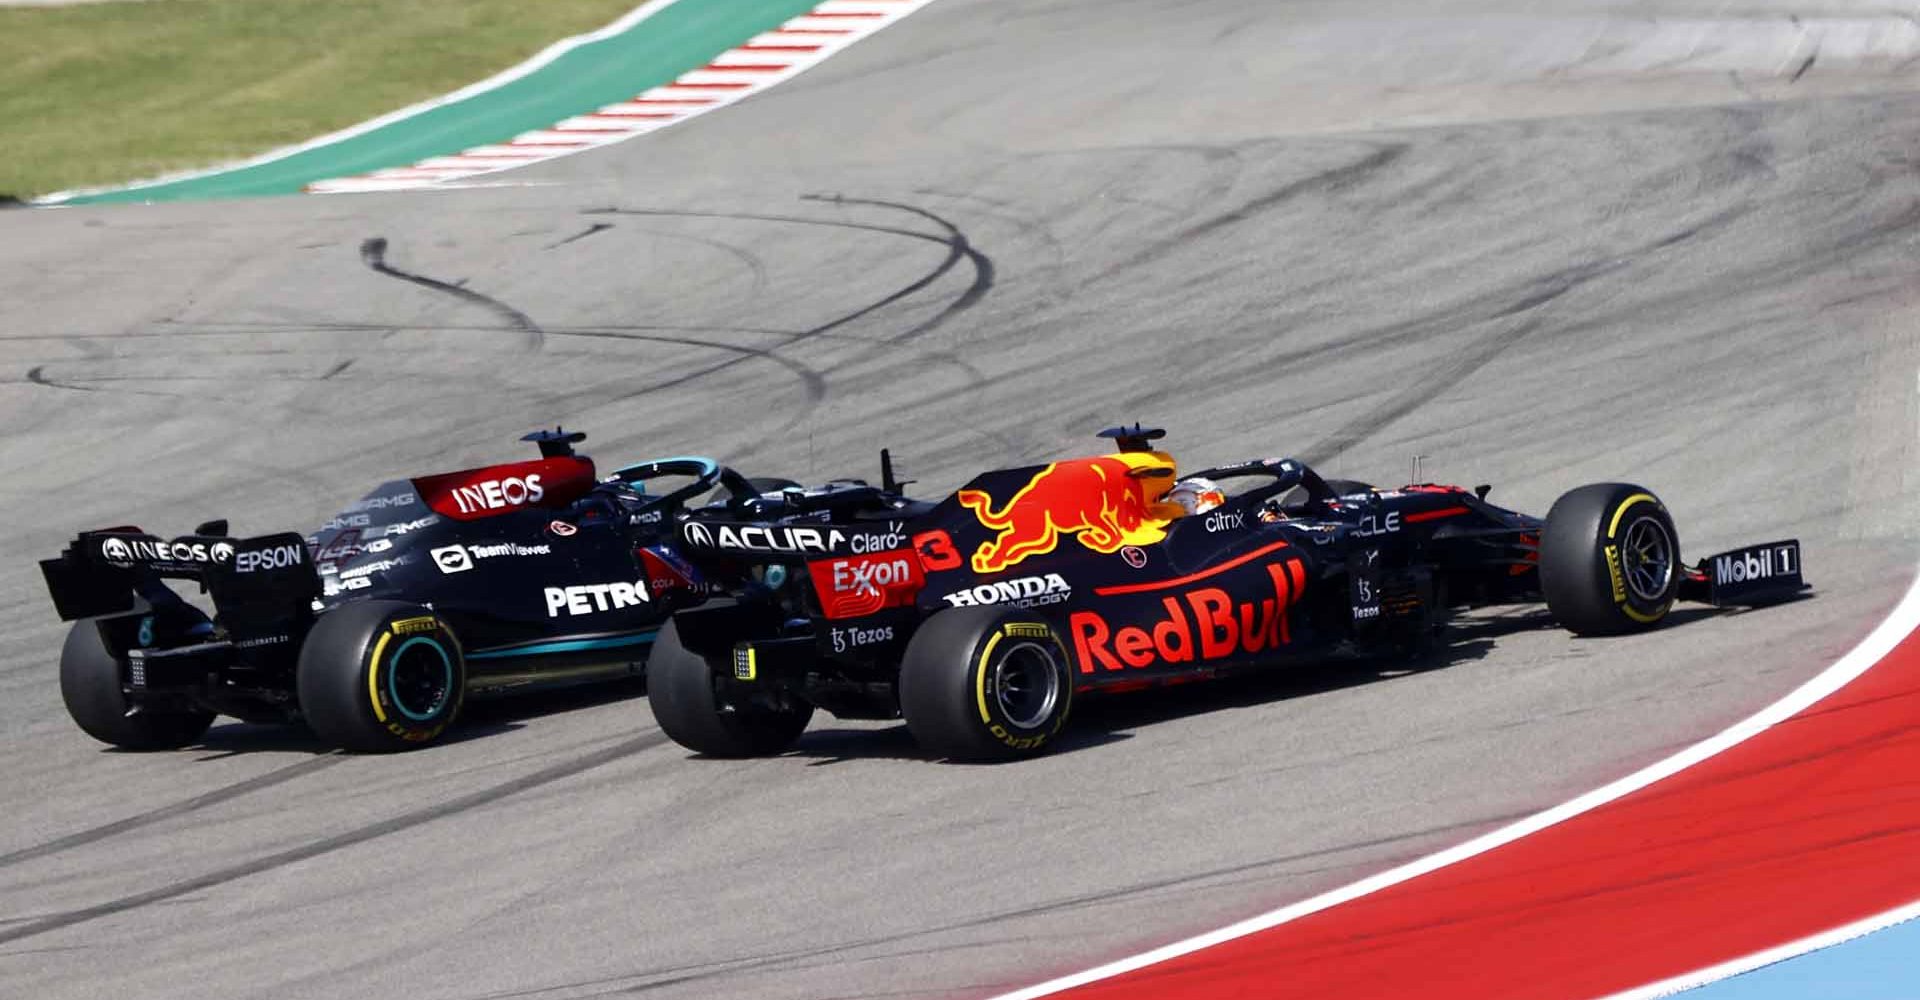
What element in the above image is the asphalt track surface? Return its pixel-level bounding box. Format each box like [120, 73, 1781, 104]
[1, 2, 1917, 998]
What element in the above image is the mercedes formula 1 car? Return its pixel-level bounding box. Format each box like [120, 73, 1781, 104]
[39, 429, 792, 752]
[650, 426, 1808, 761]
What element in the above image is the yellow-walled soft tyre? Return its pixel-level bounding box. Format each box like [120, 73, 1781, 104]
[1540, 483, 1681, 636]
[898, 608, 1074, 762]
[297, 601, 464, 752]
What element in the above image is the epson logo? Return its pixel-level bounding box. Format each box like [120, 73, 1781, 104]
[236, 544, 304, 573]
[683, 522, 847, 554]
[1715, 545, 1796, 586]
[452, 474, 544, 515]
[544, 580, 650, 617]
[942, 573, 1072, 609]
[832, 556, 912, 596]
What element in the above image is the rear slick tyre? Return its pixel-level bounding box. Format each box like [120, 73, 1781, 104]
[898, 608, 1074, 762]
[1540, 483, 1681, 636]
[647, 620, 812, 757]
[297, 601, 465, 752]
[60, 617, 214, 750]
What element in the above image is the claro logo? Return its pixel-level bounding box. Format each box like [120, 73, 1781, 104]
[451, 474, 544, 515]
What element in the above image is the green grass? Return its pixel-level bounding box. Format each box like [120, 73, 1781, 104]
[0, 0, 646, 199]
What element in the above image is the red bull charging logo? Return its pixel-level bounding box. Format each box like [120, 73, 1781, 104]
[957, 454, 1179, 574]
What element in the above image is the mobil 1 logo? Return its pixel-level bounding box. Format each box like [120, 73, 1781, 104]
[1710, 540, 1802, 594]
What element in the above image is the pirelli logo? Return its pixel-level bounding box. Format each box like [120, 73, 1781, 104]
[391, 616, 440, 636]
[1002, 623, 1051, 639]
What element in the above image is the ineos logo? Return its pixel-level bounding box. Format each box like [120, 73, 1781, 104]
[101, 537, 132, 565]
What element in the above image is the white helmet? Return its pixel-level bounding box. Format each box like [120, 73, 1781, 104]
[1167, 477, 1226, 515]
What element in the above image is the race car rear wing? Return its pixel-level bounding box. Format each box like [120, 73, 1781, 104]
[1679, 539, 1808, 607]
[40, 530, 318, 623]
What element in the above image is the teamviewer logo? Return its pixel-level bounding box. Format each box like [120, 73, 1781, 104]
[431, 545, 473, 574]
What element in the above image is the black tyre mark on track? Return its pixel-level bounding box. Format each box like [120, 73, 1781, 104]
[359, 238, 544, 351]
[547, 328, 827, 402]
[800, 193, 996, 344]
[580, 198, 994, 402]
[1099, 143, 1408, 279]
[25, 365, 94, 393]
[0, 755, 342, 869]
[0, 731, 668, 947]
[545, 223, 613, 251]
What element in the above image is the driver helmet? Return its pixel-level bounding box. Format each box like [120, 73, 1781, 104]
[1167, 477, 1226, 516]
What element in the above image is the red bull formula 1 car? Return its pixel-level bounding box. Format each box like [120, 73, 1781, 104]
[651, 426, 1808, 761]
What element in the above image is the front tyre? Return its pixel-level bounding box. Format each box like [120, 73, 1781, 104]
[1540, 483, 1681, 635]
[647, 620, 813, 756]
[898, 608, 1074, 762]
[60, 617, 214, 750]
[297, 601, 464, 752]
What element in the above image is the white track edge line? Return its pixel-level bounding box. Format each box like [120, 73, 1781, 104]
[987, 555, 1920, 999]
[32, 0, 687, 204]
[1603, 896, 1920, 998]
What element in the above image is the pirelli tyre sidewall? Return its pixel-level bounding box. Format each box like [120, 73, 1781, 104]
[899, 608, 1074, 762]
[297, 600, 465, 752]
[1541, 483, 1681, 636]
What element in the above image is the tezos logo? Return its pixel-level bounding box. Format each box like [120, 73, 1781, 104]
[431, 545, 474, 574]
[451, 474, 544, 515]
[830, 624, 894, 652]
